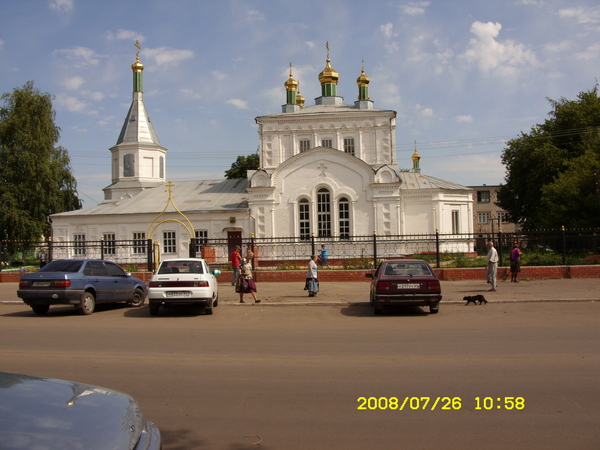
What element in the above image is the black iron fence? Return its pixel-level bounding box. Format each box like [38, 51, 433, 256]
[2, 228, 599, 271]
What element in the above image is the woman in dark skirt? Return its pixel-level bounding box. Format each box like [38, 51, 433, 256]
[236, 258, 260, 303]
[305, 255, 319, 297]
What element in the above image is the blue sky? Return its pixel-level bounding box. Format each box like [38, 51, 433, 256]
[1, 0, 599, 206]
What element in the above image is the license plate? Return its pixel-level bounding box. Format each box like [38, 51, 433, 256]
[397, 283, 420, 289]
[32, 281, 51, 287]
[166, 291, 192, 298]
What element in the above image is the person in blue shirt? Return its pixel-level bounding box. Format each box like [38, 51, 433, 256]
[319, 244, 329, 267]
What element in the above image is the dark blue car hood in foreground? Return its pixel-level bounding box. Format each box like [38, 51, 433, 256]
[0, 372, 160, 450]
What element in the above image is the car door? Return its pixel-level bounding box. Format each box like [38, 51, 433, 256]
[105, 261, 133, 301]
[83, 261, 114, 302]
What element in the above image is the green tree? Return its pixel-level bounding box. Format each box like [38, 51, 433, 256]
[497, 86, 600, 230]
[0, 81, 81, 245]
[224, 153, 260, 179]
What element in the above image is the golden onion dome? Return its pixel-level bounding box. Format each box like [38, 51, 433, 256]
[412, 148, 421, 162]
[131, 57, 144, 72]
[319, 58, 339, 85]
[296, 84, 305, 107]
[284, 74, 298, 91]
[356, 69, 370, 86]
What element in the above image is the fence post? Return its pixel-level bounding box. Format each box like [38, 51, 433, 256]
[435, 229, 440, 268]
[147, 239, 154, 272]
[498, 229, 503, 267]
[100, 237, 104, 260]
[189, 238, 196, 258]
[561, 226, 567, 265]
[373, 231, 377, 268]
[48, 237, 53, 263]
[311, 233, 315, 257]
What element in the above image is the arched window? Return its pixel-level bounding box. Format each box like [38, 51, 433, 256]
[123, 154, 134, 177]
[339, 197, 350, 239]
[299, 199, 310, 239]
[317, 188, 331, 237]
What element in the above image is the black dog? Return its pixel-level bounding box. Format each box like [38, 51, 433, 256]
[463, 295, 488, 305]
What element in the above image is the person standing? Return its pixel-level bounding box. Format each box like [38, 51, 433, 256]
[319, 244, 329, 267]
[236, 257, 260, 303]
[305, 255, 319, 297]
[38, 249, 46, 268]
[486, 241, 498, 291]
[231, 245, 242, 286]
[509, 242, 522, 283]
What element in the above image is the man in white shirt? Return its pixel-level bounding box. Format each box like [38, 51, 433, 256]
[486, 241, 498, 291]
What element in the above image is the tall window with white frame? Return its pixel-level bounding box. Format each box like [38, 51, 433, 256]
[317, 188, 332, 237]
[73, 234, 86, 256]
[195, 230, 208, 253]
[451, 210, 460, 234]
[299, 199, 310, 240]
[133, 232, 146, 254]
[102, 233, 116, 256]
[478, 212, 491, 224]
[343, 138, 355, 156]
[163, 231, 176, 254]
[339, 197, 350, 239]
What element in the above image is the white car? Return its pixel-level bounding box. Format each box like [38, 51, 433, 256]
[148, 258, 220, 316]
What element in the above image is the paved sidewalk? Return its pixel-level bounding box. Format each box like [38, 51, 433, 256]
[1, 278, 598, 307]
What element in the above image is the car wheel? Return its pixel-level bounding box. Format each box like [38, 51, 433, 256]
[429, 304, 439, 314]
[129, 288, 146, 307]
[149, 304, 160, 316]
[78, 292, 95, 315]
[205, 296, 214, 315]
[31, 304, 50, 315]
[213, 292, 219, 307]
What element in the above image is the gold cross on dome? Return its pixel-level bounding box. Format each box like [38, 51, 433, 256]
[135, 40, 141, 58]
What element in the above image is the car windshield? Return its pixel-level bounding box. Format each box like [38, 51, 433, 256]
[382, 262, 432, 277]
[158, 260, 205, 274]
[39, 260, 83, 273]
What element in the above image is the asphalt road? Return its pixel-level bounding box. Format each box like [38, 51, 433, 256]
[1, 284, 599, 449]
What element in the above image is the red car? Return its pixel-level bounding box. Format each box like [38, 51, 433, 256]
[366, 259, 442, 315]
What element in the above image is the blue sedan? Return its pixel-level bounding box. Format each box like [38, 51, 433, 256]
[17, 259, 147, 315]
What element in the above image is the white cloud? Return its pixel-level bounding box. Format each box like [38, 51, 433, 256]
[180, 88, 202, 100]
[225, 98, 249, 109]
[55, 93, 88, 113]
[49, 0, 73, 13]
[401, 1, 430, 16]
[141, 47, 194, 67]
[62, 76, 85, 90]
[380, 23, 395, 39]
[545, 40, 573, 53]
[212, 70, 228, 81]
[416, 104, 433, 117]
[88, 91, 104, 101]
[455, 115, 474, 123]
[54, 46, 103, 67]
[559, 7, 600, 24]
[105, 29, 145, 43]
[461, 21, 538, 76]
[0, 39, 4, 50]
[245, 10, 265, 21]
[305, 41, 316, 49]
[574, 42, 600, 60]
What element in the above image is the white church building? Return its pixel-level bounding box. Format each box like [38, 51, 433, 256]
[50, 45, 474, 263]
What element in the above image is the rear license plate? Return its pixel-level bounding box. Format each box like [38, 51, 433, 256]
[32, 281, 51, 287]
[166, 291, 192, 298]
[397, 283, 420, 289]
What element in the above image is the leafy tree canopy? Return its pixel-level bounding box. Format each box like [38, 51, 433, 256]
[0, 81, 81, 244]
[224, 153, 260, 179]
[497, 85, 600, 230]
